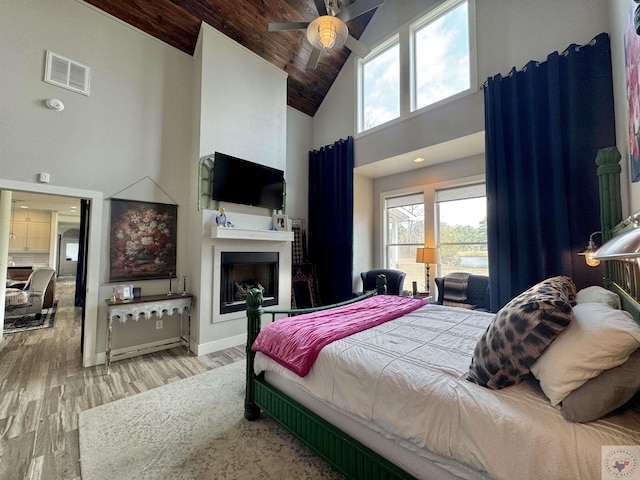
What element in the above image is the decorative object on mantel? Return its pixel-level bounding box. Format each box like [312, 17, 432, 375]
[273, 214, 289, 231]
[216, 208, 227, 226]
[108, 199, 177, 282]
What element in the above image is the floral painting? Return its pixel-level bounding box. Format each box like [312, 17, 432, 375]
[625, 3, 640, 182]
[109, 199, 177, 282]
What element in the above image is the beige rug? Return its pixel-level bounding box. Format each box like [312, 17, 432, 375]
[78, 361, 344, 480]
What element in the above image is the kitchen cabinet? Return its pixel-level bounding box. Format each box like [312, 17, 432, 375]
[9, 210, 51, 253]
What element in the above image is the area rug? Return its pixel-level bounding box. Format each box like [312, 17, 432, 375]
[78, 360, 344, 480]
[3, 300, 58, 333]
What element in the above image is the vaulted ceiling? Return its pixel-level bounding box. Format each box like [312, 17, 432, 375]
[83, 0, 378, 117]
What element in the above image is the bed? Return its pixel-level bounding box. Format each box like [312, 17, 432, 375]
[244, 148, 640, 480]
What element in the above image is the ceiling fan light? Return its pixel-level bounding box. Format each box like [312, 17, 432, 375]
[318, 18, 337, 49]
[307, 16, 348, 51]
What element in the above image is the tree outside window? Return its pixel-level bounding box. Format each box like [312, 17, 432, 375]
[437, 191, 487, 277]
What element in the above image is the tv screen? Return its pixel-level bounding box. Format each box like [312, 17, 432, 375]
[211, 152, 285, 211]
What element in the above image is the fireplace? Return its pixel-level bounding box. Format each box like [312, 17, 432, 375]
[220, 252, 279, 314]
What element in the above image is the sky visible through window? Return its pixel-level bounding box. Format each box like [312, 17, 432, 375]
[439, 197, 485, 227]
[362, 43, 400, 130]
[415, 1, 470, 110]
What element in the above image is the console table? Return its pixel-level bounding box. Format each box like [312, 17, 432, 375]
[104, 294, 193, 374]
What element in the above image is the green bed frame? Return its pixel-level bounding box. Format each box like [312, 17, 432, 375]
[244, 146, 639, 479]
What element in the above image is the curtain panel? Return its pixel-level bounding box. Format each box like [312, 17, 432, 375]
[308, 137, 354, 305]
[485, 32, 615, 310]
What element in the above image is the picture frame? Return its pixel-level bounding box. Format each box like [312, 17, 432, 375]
[117, 284, 134, 301]
[625, 3, 640, 182]
[109, 199, 178, 282]
[272, 214, 290, 231]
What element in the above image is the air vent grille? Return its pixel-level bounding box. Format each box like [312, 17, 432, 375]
[44, 51, 90, 96]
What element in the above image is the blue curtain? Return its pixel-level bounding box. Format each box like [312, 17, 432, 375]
[485, 32, 615, 310]
[308, 137, 354, 305]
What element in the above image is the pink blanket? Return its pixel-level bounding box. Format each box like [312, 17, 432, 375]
[252, 295, 427, 376]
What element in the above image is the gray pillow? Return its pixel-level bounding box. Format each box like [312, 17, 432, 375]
[464, 276, 575, 389]
[561, 348, 640, 423]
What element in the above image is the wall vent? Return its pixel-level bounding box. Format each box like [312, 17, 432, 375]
[44, 51, 91, 96]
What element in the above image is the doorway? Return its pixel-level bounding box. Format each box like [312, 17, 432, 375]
[0, 181, 102, 367]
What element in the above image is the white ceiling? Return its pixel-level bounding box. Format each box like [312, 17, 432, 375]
[11, 191, 81, 219]
[354, 131, 485, 179]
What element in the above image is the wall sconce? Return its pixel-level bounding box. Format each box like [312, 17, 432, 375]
[415, 247, 439, 295]
[592, 225, 640, 261]
[579, 231, 602, 267]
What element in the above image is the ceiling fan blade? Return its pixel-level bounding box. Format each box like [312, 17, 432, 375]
[345, 35, 371, 58]
[314, 0, 328, 17]
[306, 48, 321, 69]
[336, 0, 384, 23]
[268, 22, 310, 31]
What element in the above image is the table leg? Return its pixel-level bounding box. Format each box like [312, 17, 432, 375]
[105, 315, 113, 375]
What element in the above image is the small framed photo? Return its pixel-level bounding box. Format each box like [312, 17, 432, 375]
[272, 214, 290, 231]
[117, 284, 134, 301]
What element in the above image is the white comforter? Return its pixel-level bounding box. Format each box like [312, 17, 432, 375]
[254, 304, 640, 480]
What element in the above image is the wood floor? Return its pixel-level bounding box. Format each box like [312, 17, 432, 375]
[0, 277, 245, 480]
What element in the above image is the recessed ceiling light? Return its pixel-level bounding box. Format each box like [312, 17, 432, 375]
[20, 205, 28, 209]
[414, 157, 425, 163]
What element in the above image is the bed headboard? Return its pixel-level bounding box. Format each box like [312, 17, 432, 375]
[597, 147, 640, 324]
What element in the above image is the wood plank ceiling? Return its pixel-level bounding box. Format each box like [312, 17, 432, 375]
[83, 0, 377, 117]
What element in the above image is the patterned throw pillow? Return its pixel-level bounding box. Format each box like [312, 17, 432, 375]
[464, 276, 576, 389]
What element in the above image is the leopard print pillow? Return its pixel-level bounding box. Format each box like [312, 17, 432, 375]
[464, 276, 576, 389]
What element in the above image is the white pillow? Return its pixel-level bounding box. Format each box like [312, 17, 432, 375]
[530, 302, 640, 406]
[575, 286, 621, 309]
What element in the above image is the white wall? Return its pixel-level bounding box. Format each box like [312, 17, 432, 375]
[1, 0, 194, 365]
[285, 107, 313, 221]
[315, 0, 612, 271]
[192, 24, 288, 354]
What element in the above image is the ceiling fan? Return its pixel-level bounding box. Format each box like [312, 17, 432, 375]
[268, 0, 384, 69]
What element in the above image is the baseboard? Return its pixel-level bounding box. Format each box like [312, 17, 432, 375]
[194, 333, 246, 356]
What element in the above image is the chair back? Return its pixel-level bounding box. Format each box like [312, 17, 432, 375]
[25, 268, 55, 294]
[361, 269, 406, 295]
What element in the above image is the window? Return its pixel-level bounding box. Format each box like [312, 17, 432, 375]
[436, 183, 487, 277]
[411, 0, 471, 111]
[65, 242, 79, 261]
[359, 38, 400, 132]
[357, 0, 476, 134]
[385, 193, 424, 292]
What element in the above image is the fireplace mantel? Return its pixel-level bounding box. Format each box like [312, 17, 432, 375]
[210, 227, 294, 242]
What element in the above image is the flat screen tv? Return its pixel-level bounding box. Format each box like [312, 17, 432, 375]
[211, 152, 285, 211]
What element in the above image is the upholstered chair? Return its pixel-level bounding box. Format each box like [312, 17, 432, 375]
[357, 269, 407, 296]
[434, 272, 490, 311]
[19, 268, 55, 315]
